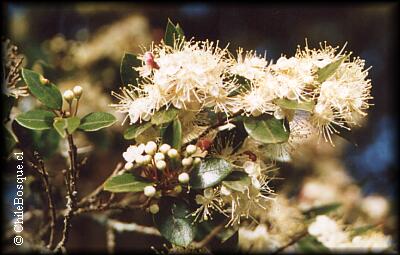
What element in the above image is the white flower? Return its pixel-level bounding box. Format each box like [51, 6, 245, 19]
[361, 195, 389, 220]
[308, 215, 349, 250]
[231, 48, 268, 81]
[239, 224, 282, 252]
[191, 187, 226, 222]
[350, 232, 392, 252]
[122, 144, 145, 163]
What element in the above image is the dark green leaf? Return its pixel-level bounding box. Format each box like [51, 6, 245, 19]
[303, 202, 341, 219]
[243, 115, 290, 144]
[316, 56, 347, 83]
[164, 19, 185, 47]
[190, 157, 233, 189]
[298, 235, 330, 253]
[163, 118, 182, 149]
[65, 116, 80, 133]
[15, 110, 55, 130]
[21, 68, 62, 110]
[103, 173, 153, 193]
[151, 107, 179, 125]
[274, 98, 315, 112]
[350, 224, 376, 238]
[123, 121, 153, 140]
[120, 52, 141, 86]
[79, 112, 117, 132]
[222, 171, 251, 193]
[154, 197, 195, 247]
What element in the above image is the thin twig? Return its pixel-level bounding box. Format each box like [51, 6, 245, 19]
[32, 152, 57, 250]
[107, 219, 160, 236]
[272, 230, 308, 254]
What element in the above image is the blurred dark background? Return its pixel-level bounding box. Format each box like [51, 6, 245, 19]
[2, 2, 398, 252]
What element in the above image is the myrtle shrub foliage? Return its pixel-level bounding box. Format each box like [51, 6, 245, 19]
[3, 19, 374, 253]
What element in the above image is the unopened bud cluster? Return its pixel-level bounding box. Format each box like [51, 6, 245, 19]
[122, 142, 205, 214]
[63, 85, 83, 102]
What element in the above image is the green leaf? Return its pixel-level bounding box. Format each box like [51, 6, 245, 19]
[164, 19, 185, 47]
[222, 171, 251, 193]
[151, 107, 179, 125]
[298, 235, 330, 253]
[349, 224, 376, 238]
[303, 202, 341, 219]
[21, 68, 62, 110]
[79, 112, 117, 132]
[123, 121, 153, 140]
[163, 118, 182, 149]
[53, 117, 80, 137]
[103, 173, 152, 193]
[243, 115, 290, 144]
[2, 94, 15, 122]
[274, 98, 315, 112]
[3, 126, 17, 158]
[120, 52, 141, 86]
[154, 197, 195, 247]
[190, 157, 233, 189]
[316, 56, 347, 83]
[15, 110, 55, 130]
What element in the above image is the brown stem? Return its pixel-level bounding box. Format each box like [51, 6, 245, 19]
[31, 152, 57, 249]
[54, 134, 78, 252]
[271, 230, 308, 254]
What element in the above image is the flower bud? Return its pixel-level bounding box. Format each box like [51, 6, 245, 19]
[178, 172, 190, 184]
[154, 152, 165, 162]
[167, 148, 179, 158]
[159, 144, 171, 154]
[149, 203, 159, 214]
[142, 154, 152, 165]
[124, 162, 134, 170]
[174, 185, 183, 194]
[145, 141, 157, 155]
[182, 157, 193, 167]
[155, 160, 166, 170]
[63, 90, 74, 103]
[39, 76, 49, 85]
[144, 185, 156, 197]
[135, 155, 145, 165]
[193, 157, 201, 165]
[186, 144, 197, 155]
[72, 85, 83, 99]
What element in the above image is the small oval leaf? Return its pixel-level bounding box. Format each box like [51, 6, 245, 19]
[22, 68, 63, 110]
[123, 122, 153, 140]
[154, 197, 195, 247]
[15, 110, 55, 130]
[274, 98, 315, 112]
[164, 19, 185, 47]
[103, 173, 152, 193]
[222, 171, 251, 193]
[79, 112, 117, 132]
[120, 52, 141, 86]
[316, 55, 347, 83]
[243, 115, 290, 144]
[53, 118, 67, 138]
[66, 116, 80, 134]
[190, 157, 233, 189]
[151, 107, 179, 125]
[163, 118, 182, 149]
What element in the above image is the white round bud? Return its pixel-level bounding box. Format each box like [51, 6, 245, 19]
[149, 203, 159, 214]
[155, 160, 166, 170]
[194, 157, 201, 165]
[63, 90, 74, 102]
[182, 157, 193, 167]
[186, 144, 197, 155]
[145, 141, 157, 155]
[142, 154, 152, 165]
[154, 152, 165, 162]
[135, 155, 145, 165]
[159, 144, 171, 154]
[178, 172, 190, 184]
[124, 162, 134, 170]
[167, 148, 179, 158]
[72, 85, 83, 98]
[144, 186, 156, 197]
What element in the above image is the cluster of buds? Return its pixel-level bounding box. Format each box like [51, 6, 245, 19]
[122, 141, 205, 214]
[63, 85, 83, 103]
